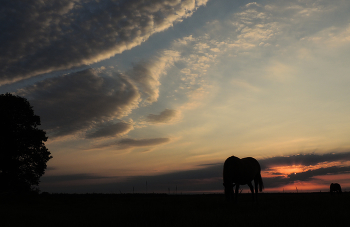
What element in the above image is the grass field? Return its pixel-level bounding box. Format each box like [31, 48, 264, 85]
[1, 192, 349, 226]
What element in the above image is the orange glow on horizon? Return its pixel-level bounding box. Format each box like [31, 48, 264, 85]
[263, 165, 305, 177]
[263, 161, 350, 178]
[260, 161, 350, 192]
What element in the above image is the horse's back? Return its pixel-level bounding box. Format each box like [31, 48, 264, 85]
[241, 157, 261, 172]
[239, 157, 261, 182]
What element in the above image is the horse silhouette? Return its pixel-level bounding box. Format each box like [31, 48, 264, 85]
[330, 183, 342, 194]
[223, 156, 264, 203]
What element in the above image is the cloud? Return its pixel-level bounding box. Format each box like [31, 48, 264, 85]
[259, 151, 350, 170]
[85, 121, 134, 139]
[12, 44, 184, 138]
[89, 137, 171, 150]
[0, 0, 208, 85]
[146, 109, 181, 124]
[14, 48, 179, 138]
[120, 163, 223, 193]
[41, 163, 223, 193]
[287, 166, 350, 182]
[303, 24, 350, 48]
[17, 68, 140, 137]
[116, 138, 171, 150]
[174, 37, 218, 87]
[128, 50, 180, 105]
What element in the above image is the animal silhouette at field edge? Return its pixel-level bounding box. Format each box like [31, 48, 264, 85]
[330, 183, 342, 194]
[223, 156, 264, 203]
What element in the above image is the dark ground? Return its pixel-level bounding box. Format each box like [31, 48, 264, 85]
[1, 192, 349, 227]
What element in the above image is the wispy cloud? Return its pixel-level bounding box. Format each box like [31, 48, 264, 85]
[128, 50, 180, 105]
[89, 137, 172, 151]
[287, 166, 350, 182]
[116, 138, 171, 150]
[85, 121, 134, 139]
[146, 109, 181, 124]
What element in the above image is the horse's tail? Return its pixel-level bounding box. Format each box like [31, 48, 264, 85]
[258, 173, 264, 192]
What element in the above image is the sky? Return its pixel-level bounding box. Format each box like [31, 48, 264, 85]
[1, 0, 350, 194]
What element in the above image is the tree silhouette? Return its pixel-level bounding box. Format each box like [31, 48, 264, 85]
[0, 93, 52, 193]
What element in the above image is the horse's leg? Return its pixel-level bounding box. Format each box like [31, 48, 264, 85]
[248, 182, 254, 202]
[231, 184, 235, 202]
[235, 184, 239, 203]
[254, 178, 259, 202]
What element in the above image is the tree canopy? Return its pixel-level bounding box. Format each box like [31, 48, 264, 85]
[0, 93, 52, 193]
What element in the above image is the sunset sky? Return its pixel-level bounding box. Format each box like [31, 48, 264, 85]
[2, 0, 350, 194]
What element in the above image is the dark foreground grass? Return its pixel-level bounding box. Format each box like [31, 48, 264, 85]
[1, 192, 349, 226]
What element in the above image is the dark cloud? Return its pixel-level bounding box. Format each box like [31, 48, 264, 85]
[118, 163, 223, 193]
[0, 0, 207, 84]
[259, 151, 350, 170]
[288, 166, 350, 182]
[87, 137, 171, 150]
[14, 50, 178, 138]
[196, 163, 222, 167]
[116, 138, 170, 150]
[86, 121, 133, 139]
[146, 109, 180, 124]
[17, 68, 140, 137]
[40, 163, 223, 193]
